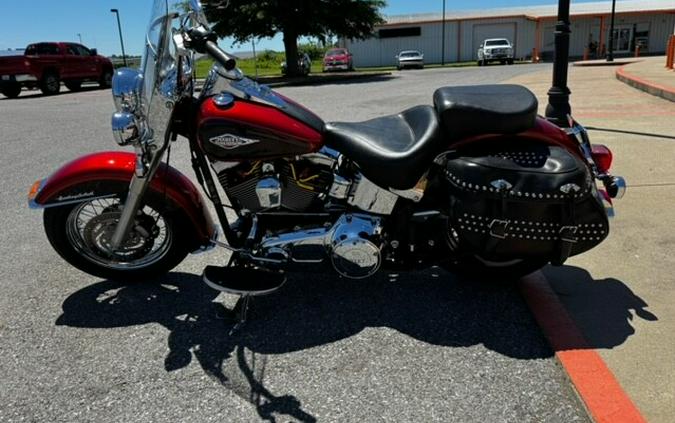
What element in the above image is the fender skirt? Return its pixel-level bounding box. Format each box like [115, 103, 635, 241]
[28, 151, 216, 251]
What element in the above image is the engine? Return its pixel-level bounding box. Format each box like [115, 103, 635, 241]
[259, 214, 384, 279]
[214, 158, 334, 212]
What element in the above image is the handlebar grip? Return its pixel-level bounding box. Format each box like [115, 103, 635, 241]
[205, 41, 236, 71]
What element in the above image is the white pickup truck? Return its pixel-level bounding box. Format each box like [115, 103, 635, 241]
[477, 38, 514, 66]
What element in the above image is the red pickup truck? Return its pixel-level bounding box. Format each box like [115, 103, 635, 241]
[0, 42, 114, 99]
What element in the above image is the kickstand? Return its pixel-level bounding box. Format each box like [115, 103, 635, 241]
[229, 294, 251, 335]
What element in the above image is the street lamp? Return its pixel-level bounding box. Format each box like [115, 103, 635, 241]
[110, 8, 128, 67]
[77, 33, 82, 44]
[545, 0, 572, 126]
[606, 0, 617, 62]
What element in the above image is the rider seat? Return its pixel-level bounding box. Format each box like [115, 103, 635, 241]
[323, 105, 444, 190]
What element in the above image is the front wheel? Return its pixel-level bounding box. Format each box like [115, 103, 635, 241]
[43, 186, 189, 281]
[99, 69, 113, 89]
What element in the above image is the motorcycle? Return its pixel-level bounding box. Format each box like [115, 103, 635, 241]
[28, 0, 625, 311]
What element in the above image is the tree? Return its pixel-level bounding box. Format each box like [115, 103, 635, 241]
[204, 0, 386, 76]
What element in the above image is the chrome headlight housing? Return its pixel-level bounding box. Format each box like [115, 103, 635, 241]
[111, 68, 145, 146]
[112, 68, 143, 114]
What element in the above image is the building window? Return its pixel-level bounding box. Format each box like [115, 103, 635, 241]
[378, 27, 421, 38]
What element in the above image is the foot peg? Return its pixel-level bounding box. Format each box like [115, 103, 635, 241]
[202, 266, 286, 330]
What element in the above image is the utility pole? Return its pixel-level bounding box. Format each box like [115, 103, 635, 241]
[441, 0, 446, 65]
[606, 0, 617, 61]
[545, 0, 572, 126]
[110, 8, 128, 67]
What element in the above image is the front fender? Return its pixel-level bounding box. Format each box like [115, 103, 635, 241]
[29, 151, 216, 250]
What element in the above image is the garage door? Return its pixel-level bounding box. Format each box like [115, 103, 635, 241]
[472, 23, 517, 59]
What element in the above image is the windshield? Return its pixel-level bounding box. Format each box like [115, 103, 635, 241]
[485, 40, 509, 46]
[326, 49, 347, 56]
[140, 0, 194, 144]
[400, 51, 420, 57]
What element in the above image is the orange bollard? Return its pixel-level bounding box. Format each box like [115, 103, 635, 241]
[667, 35, 675, 70]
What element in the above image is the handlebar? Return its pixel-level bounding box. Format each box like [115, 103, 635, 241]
[186, 27, 236, 71]
[205, 40, 236, 71]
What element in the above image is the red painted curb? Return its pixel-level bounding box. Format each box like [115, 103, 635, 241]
[518, 272, 647, 423]
[616, 65, 675, 102]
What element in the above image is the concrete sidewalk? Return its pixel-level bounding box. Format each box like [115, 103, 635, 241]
[506, 65, 675, 423]
[616, 56, 675, 102]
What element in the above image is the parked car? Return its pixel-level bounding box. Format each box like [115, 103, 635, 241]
[0, 42, 114, 99]
[281, 52, 311, 76]
[477, 38, 514, 66]
[322, 48, 353, 72]
[396, 50, 424, 70]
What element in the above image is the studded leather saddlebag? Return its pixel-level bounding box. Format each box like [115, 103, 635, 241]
[444, 142, 609, 265]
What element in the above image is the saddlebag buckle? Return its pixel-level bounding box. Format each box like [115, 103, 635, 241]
[559, 225, 579, 243]
[489, 219, 510, 240]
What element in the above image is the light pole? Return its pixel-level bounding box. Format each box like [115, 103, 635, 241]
[77, 33, 82, 44]
[606, 0, 617, 62]
[110, 8, 128, 67]
[441, 0, 446, 65]
[545, 0, 572, 126]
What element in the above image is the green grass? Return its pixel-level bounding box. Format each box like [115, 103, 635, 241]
[195, 56, 531, 79]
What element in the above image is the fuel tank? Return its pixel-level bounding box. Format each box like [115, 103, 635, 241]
[196, 95, 325, 161]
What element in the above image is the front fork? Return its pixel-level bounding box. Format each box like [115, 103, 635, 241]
[109, 139, 169, 250]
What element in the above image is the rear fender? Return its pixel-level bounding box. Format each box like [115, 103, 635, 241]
[450, 116, 582, 158]
[29, 151, 216, 250]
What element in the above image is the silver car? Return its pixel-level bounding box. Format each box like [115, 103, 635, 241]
[396, 50, 424, 70]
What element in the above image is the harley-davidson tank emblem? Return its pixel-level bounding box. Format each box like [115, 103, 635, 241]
[209, 133, 260, 150]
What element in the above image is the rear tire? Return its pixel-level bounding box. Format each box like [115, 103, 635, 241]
[1, 82, 21, 99]
[448, 256, 546, 282]
[508, 58, 514, 65]
[65, 81, 82, 92]
[40, 72, 61, 95]
[43, 183, 190, 282]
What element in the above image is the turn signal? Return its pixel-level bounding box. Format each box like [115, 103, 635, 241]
[28, 179, 42, 201]
[591, 144, 613, 174]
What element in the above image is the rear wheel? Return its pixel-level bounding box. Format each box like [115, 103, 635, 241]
[65, 81, 82, 92]
[508, 58, 514, 65]
[451, 255, 547, 282]
[1, 82, 21, 99]
[43, 184, 190, 281]
[40, 72, 61, 95]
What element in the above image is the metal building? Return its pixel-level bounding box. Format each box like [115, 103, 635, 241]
[341, 0, 675, 67]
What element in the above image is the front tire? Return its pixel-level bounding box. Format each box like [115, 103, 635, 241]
[99, 69, 113, 89]
[43, 184, 190, 281]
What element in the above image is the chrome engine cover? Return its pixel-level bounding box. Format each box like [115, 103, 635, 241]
[328, 214, 383, 279]
[258, 213, 383, 279]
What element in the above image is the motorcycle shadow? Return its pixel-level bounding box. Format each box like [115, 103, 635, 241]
[54, 266, 652, 421]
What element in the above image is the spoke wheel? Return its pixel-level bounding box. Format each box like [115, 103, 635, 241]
[64, 199, 172, 271]
[43, 183, 190, 281]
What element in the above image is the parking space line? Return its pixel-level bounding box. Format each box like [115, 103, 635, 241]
[519, 271, 647, 423]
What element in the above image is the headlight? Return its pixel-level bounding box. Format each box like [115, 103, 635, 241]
[111, 112, 140, 146]
[112, 68, 143, 114]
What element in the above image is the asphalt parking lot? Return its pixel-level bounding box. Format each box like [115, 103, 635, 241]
[0, 64, 595, 422]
